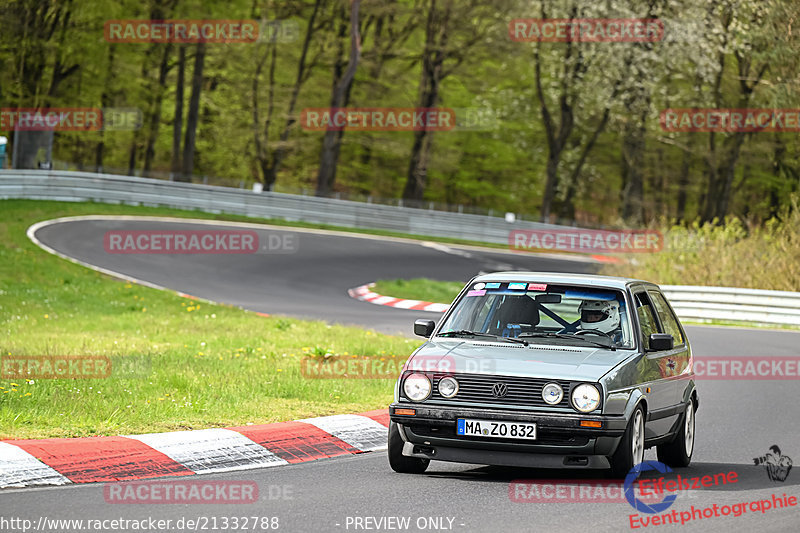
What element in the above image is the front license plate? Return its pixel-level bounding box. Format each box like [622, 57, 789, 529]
[456, 418, 536, 440]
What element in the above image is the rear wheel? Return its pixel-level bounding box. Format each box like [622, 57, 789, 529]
[388, 421, 429, 474]
[609, 405, 645, 478]
[657, 400, 695, 467]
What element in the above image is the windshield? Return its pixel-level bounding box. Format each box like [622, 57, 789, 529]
[438, 281, 634, 349]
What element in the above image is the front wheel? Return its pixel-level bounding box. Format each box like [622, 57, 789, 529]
[609, 405, 645, 478]
[657, 400, 695, 467]
[388, 421, 429, 474]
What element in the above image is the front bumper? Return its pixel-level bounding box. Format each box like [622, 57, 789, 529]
[390, 403, 628, 469]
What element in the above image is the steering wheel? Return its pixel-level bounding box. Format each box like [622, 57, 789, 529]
[574, 329, 612, 338]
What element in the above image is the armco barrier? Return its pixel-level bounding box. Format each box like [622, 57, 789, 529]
[661, 285, 800, 327]
[0, 170, 558, 245]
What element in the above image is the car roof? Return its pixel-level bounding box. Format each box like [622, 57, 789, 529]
[472, 271, 657, 290]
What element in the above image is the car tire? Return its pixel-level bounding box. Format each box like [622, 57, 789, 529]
[656, 399, 695, 468]
[609, 405, 645, 478]
[388, 421, 430, 474]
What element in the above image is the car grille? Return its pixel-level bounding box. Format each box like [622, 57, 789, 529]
[431, 373, 574, 409]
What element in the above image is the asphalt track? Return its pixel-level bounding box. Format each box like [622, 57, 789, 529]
[5, 216, 800, 533]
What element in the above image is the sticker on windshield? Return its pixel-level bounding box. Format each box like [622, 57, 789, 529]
[473, 282, 486, 290]
[528, 283, 547, 291]
[508, 282, 527, 290]
[565, 289, 616, 300]
[467, 289, 486, 297]
[485, 282, 501, 289]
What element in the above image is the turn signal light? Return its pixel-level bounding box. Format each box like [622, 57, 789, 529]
[394, 408, 416, 416]
[580, 420, 602, 428]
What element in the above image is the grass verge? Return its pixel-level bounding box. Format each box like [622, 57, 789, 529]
[370, 279, 465, 305]
[0, 200, 422, 439]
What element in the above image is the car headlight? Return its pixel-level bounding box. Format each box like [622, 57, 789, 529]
[403, 373, 432, 401]
[438, 376, 459, 398]
[541, 382, 563, 405]
[571, 384, 601, 413]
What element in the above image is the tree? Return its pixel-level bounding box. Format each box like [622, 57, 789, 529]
[315, 0, 362, 196]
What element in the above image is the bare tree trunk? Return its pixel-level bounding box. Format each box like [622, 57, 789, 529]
[675, 136, 692, 222]
[315, 0, 362, 196]
[170, 45, 185, 180]
[252, 36, 277, 187]
[144, 42, 174, 174]
[95, 46, 115, 171]
[401, 0, 451, 202]
[265, 0, 323, 190]
[181, 41, 206, 181]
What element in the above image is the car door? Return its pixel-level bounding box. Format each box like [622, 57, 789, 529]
[647, 290, 691, 405]
[633, 291, 680, 438]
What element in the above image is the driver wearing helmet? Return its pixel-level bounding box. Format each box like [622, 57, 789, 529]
[578, 300, 622, 344]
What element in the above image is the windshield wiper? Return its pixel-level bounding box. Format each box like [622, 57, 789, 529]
[518, 332, 616, 351]
[438, 330, 529, 346]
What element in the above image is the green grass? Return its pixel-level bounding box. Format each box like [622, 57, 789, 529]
[0, 200, 424, 439]
[371, 279, 465, 304]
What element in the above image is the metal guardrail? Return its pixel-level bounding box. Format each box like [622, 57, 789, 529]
[0, 169, 559, 245]
[661, 285, 800, 326]
[3, 170, 800, 327]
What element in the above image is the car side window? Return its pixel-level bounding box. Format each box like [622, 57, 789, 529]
[635, 292, 658, 350]
[648, 291, 685, 346]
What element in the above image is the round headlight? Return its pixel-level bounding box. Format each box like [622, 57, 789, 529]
[571, 384, 601, 413]
[541, 383, 564, 405]
[438, 377, 459, 398]
[403, 373, 432, 401]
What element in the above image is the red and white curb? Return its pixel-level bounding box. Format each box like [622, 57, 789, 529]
[348, 283, 450, 313]
[0, 410, 388, 488]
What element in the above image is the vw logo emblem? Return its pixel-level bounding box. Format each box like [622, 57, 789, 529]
[491, 382, 508, 398]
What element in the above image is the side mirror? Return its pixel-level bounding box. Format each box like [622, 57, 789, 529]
[535, 293, 562, 304]
[648, 333, 674, 351]
[414, 319, 436, 337]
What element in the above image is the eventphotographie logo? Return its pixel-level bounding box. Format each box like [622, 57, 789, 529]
[754, 445, 793, 482]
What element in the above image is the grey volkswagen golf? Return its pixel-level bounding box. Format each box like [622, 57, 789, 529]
[388, 272, 698, 477]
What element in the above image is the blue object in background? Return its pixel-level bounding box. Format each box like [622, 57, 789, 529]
[0, 136, 7, 169]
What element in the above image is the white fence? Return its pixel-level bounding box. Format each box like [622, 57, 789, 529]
[0, 170, 557, 245]
[661, 285, 800, 327]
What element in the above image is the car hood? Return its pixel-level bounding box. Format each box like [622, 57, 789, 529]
[409, 339, 633, 382]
